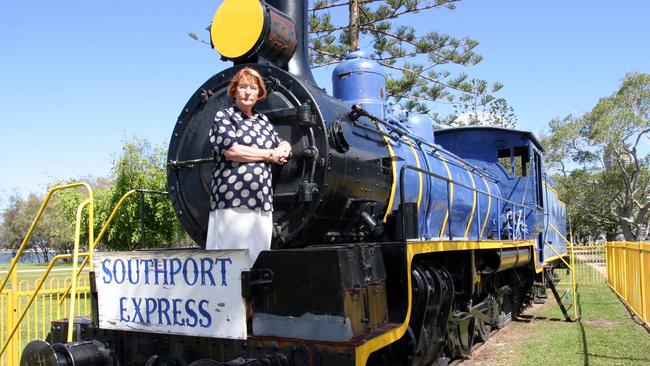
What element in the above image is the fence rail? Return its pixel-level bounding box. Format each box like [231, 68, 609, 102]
[606, 241, 650, 329]
[0, 270, 91, 366]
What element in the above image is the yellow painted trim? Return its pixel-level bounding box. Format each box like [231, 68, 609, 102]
[480, 176, 492, 238]
[354, 240, 535, 365]
[211, 0, 265, 59]
[435, 152, 454, 237]
[404, 138, 423, 209]
[382, 138, 398, 223]
[464, 171, 477, 238]
[544, 181, 566, 206]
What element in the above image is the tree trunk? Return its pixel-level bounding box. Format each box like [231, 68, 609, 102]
[619, 220, 637, 241]
[349, 0, 359, 51]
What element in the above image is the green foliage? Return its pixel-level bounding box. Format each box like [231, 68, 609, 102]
[0, 192, 52, 262]
[545, 73, 650, 241]
[102, 137, 190, 250]
[0, 137, 193, 258]
[309, 0, 508, 124]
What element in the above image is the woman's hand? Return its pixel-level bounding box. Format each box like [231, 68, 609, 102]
[270, 147, 289, 165]
[271, 141, 292, 165]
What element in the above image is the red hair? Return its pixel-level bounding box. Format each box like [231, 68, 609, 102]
[227, 67, 267, 101]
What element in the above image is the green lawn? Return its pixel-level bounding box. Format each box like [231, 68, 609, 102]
[493, 268, 650, 365]
[0, 262, 90, 290]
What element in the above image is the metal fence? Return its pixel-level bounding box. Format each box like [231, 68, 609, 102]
[607, 241, 650, 329]
[0, 270, 91, 366]
[570, 244, 607, 285]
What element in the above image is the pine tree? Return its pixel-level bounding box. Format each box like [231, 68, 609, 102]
[309, 0, 511, 125]
[191, 1, 515, 126]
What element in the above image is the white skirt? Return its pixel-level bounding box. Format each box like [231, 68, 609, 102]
[205, 207, 272, 266]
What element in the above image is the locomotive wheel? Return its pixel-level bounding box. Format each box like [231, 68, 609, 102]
[457, 317, 476, 357]
[476, 318, 492, 342]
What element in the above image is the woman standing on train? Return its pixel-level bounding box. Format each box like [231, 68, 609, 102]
[206, 67, 291, 266]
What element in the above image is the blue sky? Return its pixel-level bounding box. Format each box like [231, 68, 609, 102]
[1, 0, 649, 210]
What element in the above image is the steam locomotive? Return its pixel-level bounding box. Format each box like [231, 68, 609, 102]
[21, 0, 567, 365]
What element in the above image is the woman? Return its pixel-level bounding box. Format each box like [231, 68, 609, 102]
[206, 67, 291, 266]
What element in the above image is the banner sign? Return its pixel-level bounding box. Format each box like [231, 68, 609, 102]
[93, 249, 248, 339]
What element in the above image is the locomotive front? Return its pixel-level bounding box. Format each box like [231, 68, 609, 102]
[167, 0, 393, 248]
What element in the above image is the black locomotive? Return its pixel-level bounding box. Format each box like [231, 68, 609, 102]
[21, 1, 568, 365]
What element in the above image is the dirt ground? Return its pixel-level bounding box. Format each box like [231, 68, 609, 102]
[459, 300, 556, 365]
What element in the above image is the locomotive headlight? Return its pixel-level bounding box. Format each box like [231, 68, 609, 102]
[211, 0, 265, 59]
[210, 0, 297, 67]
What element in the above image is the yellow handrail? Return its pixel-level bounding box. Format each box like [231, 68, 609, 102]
[0, 182, 94, 295]
[0, 253, 89, 358]
[544, 240, 572, 269]
[67, 199, 91, 342]
[58, 189, 137, 305]
[547, 222, 579, 320]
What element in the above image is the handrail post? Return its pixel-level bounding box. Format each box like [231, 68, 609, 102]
[59, 189, 139, 306]
[446, 181, 452, 240]
[5, 261, 18, 365]
[497, 200, 501, 240]
[476, 192, 481, 240]
[67, 199, 91, 343]
[140, 190, 146, 248]
[570, 244, 578, 319]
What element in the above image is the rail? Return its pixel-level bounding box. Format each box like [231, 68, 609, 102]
[1, 187, 166, 363]
[0, 183, 94, 359]
[0, 183, 94, 295]
[398, 164, 537, 242]
[606, 241, 650, 329]
[58, 189, 137, 303]
[0, 253, 90, 358]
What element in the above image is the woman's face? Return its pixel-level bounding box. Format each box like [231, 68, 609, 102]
[234, 77, 260, 110]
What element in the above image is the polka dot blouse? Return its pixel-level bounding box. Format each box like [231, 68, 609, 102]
[208, 105, 283, 212]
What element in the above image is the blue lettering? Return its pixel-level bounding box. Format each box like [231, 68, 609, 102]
[131, 297, 144, 323]
[153, 259, 168, 285]
[169, 258, 182, 285]
[216, 258, 232, 286]
[145, 297, 157, 324]
[101, 259, 112, 284]
[183, 258, 199, 286]
[200, 258, 216, 286]
[113, 259, 126, 284]
[185, 299, 198, 327]
[127, 259, 140, 285]
[158, 298, 171, 325]
[172, 298, 185, 326]
[198, 300, 212, 328]
[143, 259, 154, 284]
[119, 297, 130, 322]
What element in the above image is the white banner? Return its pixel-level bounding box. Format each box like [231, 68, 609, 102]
[93, 249, 248, 339]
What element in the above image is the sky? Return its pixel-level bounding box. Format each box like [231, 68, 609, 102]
[1, 0, 649, 211]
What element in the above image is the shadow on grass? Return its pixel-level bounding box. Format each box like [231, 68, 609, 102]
[576, 285, 588, 366]
[580, 352, 650, 363]
[609, 285, 650, 336]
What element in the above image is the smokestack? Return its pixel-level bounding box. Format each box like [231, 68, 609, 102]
[267, 0, 316, 84]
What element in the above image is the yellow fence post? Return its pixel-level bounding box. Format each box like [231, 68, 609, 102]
[639, 242, 647, 323]
[4, 262, 18, 366]
[622, 242, 630, 304]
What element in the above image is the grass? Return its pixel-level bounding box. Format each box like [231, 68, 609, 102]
[491, 264, 650, 366]
[0, 262, 89, 290]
